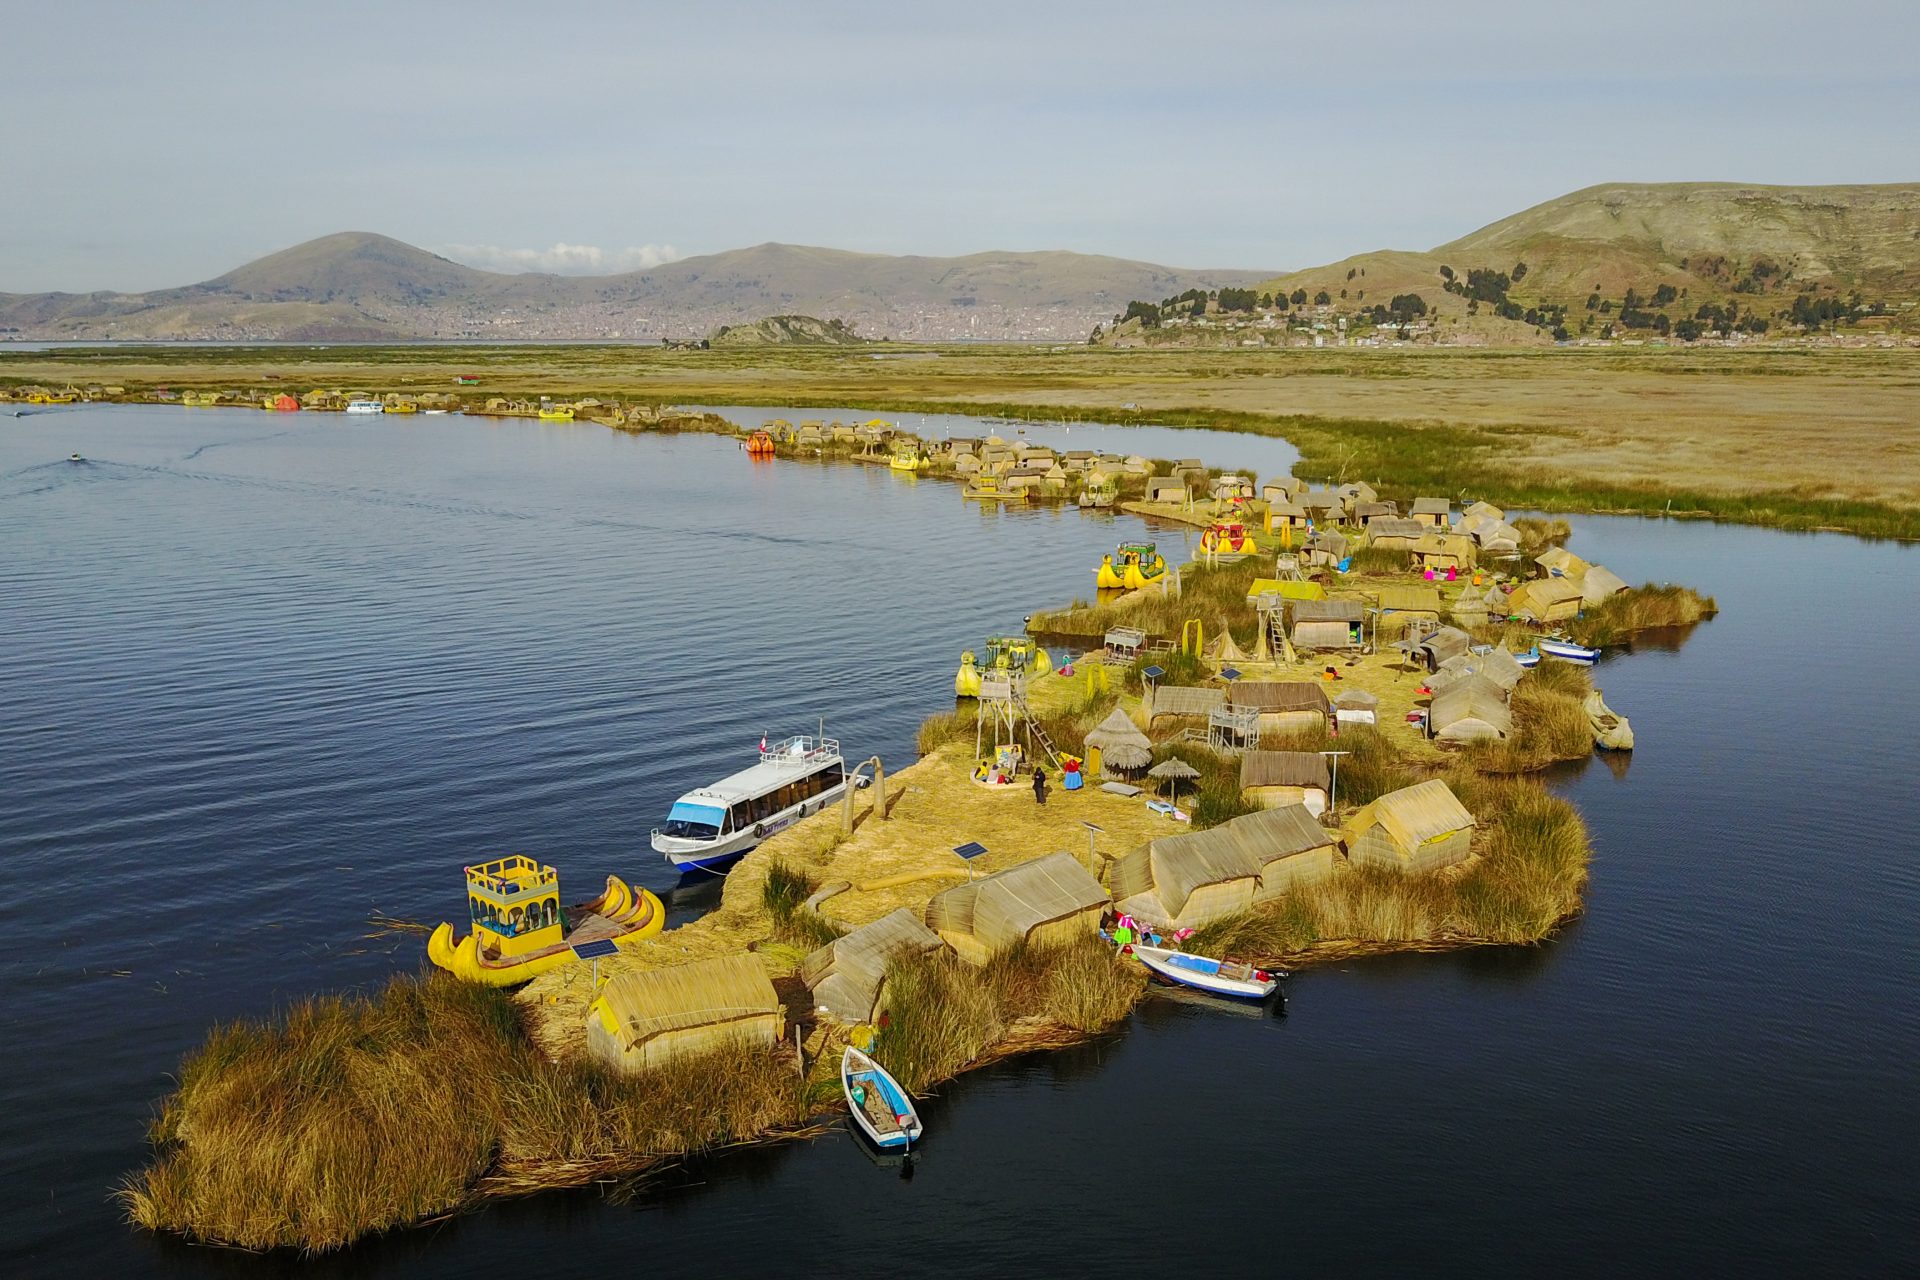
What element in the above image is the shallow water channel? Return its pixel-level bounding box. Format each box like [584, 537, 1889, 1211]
[1, 404, 1914, 1276]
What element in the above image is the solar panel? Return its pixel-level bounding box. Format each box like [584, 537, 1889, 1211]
[1222, 666, 1242, 681]
[951, 841, 989, 860]
[1142, 665, 1166, 679]
[571, 939, 620, 960]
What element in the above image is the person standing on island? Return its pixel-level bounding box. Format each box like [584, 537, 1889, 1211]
[1032, 767, 1048, 806]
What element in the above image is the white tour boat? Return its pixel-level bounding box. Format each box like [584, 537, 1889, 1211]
[652, 733, 851, 873]
[345, 399, 385, 415]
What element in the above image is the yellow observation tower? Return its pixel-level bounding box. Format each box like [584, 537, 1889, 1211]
[464, 855, 564, 961]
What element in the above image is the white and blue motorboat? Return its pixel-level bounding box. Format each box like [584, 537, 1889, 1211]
[651, 733, 851, 873]
[1129, 943, 1284, 1000]
[1513, 646, 1542, 669]
[1537, 637, 1601, 666]
[842, 1046, 922, 1150]
[345, 399, 385, 415]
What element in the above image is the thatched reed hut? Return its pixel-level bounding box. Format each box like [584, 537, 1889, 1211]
[1336, 480, 1378, 510]
[1429, 647, 1525, 697]
[925, 852, 1109, 965]
[1332, 687, 1380, 726]
[1229, 681, 1331, 735]
[1508, 577, 1584, 624]
[586, 953, 783, 1074]
[1262, 478, 1300, 504]
[1266, 500, 1309, 534]
[1410, 496, 1451, 528]
[1366, 517, 1428, 552]
[1239, 750, 1331, 815]
[1290, 598, 1366, 650]
[1461, 500, 1505, 524]
[1428, 674, 1513, 743]
[1107, 803, 1337, 930]
[1535, 547, 1591, 580]
[1373, 584, 1444, 640]
[1580, 564, 1630, 604]
[1146, 684, 1226, 728]
[1144, 477, 1187, 503]
[1085, 706, 1153, 777]
[1399, 625, 1473, 672]
[1341, 779, 1475, 872]
[1305, 530, 1350, 568]
[801, 907, 946, 1024]
[1352, 501, 1397, 526]
[1411, 532, 1478, 572]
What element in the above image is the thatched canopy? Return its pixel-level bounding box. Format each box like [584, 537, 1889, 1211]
[1085, 707, 1151, 751]
[1102, 742, 1153, 772]
[1332, 688, 1381, 711]
[1148, 758, 1201, 782]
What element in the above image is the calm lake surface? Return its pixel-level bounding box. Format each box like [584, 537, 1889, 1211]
[1, 405, 1914, 1276]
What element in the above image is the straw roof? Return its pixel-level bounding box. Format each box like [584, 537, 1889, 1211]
[1400, 625, 1473, 664]
[1581, 565, 1630, 603]
[1368, 517, 1427, 540]
[1508, 578, 1584, 618]
[1341, 779, 1474, 851]
[1239, 750, 1329, 790]
[800, 907, 945, 1023]
[1429, 675, 1514, 741]
[1462, 500, 1504, 522]
[1230, 681, 1331, 715]
[1112, 804, 1335, 915]
[1332, 687, 1381, 710]
[1148, 758, 1201, 781]
[1212, 630, 1247, 663]
[1085, 707, 1151, 751]
[1411, 497, 1451, 517]
[1536, 547, 1591, 579]
[1150, 685, 1225, 719]
[1291, 598, 1364, 623]
[592, 953, 781, 1051]
[1102, 742, 1153, 770]
[925, 852, 1108, 953]
[1375, 584, 1443, 613]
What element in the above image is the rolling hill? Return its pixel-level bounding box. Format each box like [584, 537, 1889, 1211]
[0, 235, 1269, 343]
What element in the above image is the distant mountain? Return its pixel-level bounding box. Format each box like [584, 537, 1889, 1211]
[1247, 182, 1920, 339]
[0, 234, 1270, 342]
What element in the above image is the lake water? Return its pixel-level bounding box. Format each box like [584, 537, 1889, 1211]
[1, 405, 1914, 1276]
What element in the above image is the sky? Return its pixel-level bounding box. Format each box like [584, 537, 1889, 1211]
[2, 0, 1915, 292]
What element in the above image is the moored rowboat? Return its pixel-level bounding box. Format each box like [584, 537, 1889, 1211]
[841, 1046, 922, 1150]
[1128, 944, 1284, 1000]
[1538, 637, 1600, 665]
[1585, 688, 1634, 751]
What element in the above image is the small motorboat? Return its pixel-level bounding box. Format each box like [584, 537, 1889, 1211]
[1129, 943, 1284, 1000]
[345, 398, 385, 415]
[1538, 637, 1601, 665]
[1512, 647, 1541, 668]
[1096, 541, 1168, 590]
[841, 1046, 922, 1151]
[67, 452, 83, 463]
[1585, 688, 1635, 750]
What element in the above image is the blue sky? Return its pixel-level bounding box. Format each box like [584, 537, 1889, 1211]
[3, 0, 1914, 290]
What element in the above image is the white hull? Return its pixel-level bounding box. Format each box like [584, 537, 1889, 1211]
[651, 785, 848, 869]
[1131, 944, 1281, 999]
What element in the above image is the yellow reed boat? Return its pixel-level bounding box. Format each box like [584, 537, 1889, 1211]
[537, 404, 576, 421]
[1197, 520, 1257, 557]
[955, 635, 1052, 696]
[963, 476, 1028, 503]
[427, 854, 665, 986]
[1096, 541, 1168, 590]
[889, 441, 928, 472]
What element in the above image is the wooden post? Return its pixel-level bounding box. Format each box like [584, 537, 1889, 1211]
[874, 758, 887, 821]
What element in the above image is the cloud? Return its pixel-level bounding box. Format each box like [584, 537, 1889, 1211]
[438, 241, 682, 275]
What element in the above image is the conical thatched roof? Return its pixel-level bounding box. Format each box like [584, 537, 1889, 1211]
[1101, 742, 1153, 771]
[1084, 707, 1150, 751]
[1212, 630, 1246, 663]
[1148, 758, 1201, 780]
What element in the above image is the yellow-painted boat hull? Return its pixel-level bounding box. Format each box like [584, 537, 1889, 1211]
[537, 408, 575, 421]
[1096, 557, 1127, 590]
[427, 876, 665, 986]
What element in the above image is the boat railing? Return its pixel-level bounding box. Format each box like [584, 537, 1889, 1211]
[760, 735, 840, 764]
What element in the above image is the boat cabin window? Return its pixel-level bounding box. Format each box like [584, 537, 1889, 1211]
[662, 801, 726, 841]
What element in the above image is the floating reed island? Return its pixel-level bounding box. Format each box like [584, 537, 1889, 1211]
[120, 410, 1715, 1254]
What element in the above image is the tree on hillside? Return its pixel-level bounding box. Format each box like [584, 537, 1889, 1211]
[1290, 288, 1308, 306]
[1217, 287, 1259, 312]
[1387, 293, 1428, 321]
[1465, 268, 1511, 304]
[1313, 290, 1331, 305]
[1652, 284, 1678, 307]
[1439, 265, 1455, 281]
[1124, 300, 1161, 328]
[1585, 292, 1601, 311]
[1346, 267, 1357, 280]
[1511, 262, 1529, 283]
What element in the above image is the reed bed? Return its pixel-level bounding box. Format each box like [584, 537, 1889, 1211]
[1568, 584, 1718, 648]
[876, 937, 1145, 1094]
[1182, 771, 1589, 964]
[119, 973, 822, 1253]
[1462, 664, 1596, 774]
